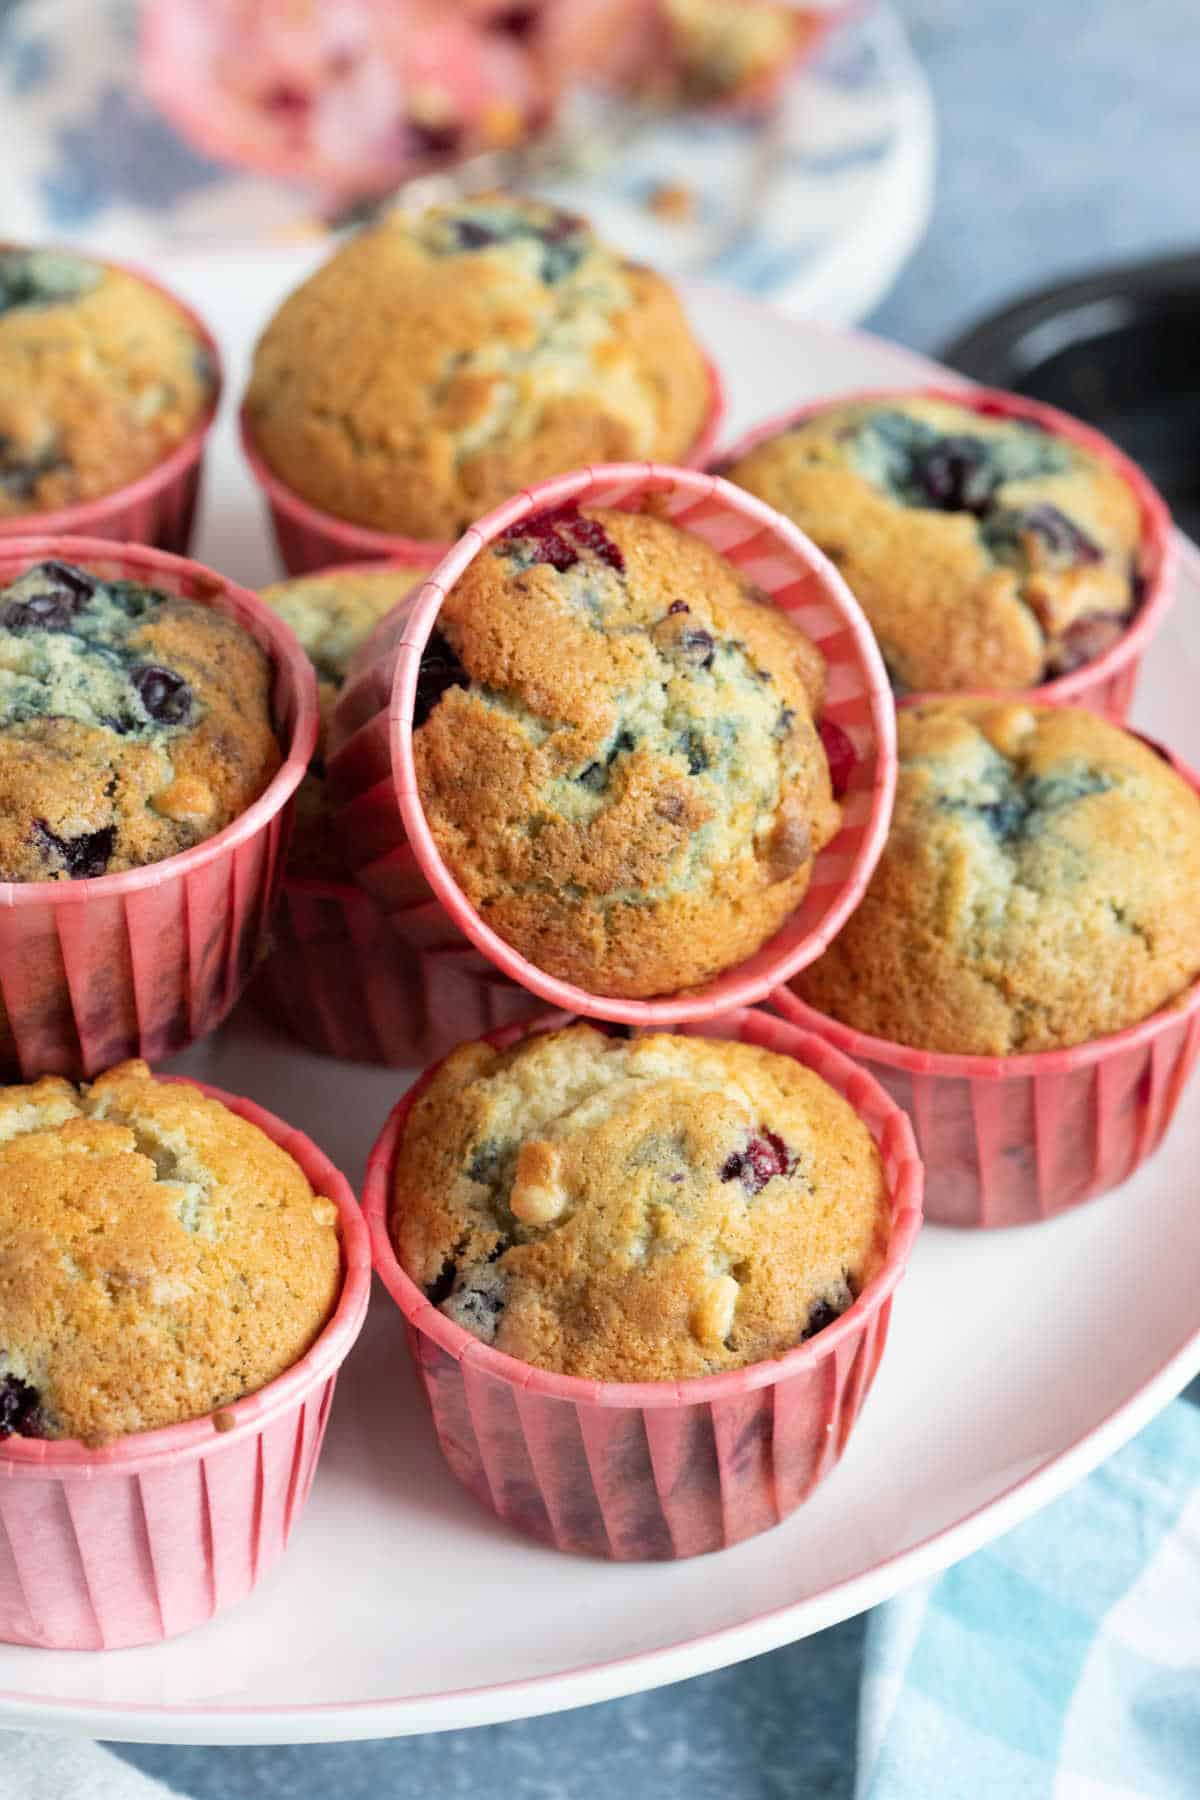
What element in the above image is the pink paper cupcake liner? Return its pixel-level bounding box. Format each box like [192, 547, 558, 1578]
[251, 874, 543, 1064]
[715, 383, 1176, 722]
[772, 737, 1200, 1228]
[0, 255, 222, 557]
[0, 538, 318, 1081]
[328, 462, 897, 1027]
[364, 1006, 923, 1560]
[0, 1078, 371, 1651]
[239, 360, 726, 577]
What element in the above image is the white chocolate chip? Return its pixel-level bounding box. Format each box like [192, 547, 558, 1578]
[510, 1141, 567, 1227]
[690, 1274, 739, 1346]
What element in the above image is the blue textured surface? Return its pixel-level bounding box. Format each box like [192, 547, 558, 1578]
[106, 1, 1194, 1792]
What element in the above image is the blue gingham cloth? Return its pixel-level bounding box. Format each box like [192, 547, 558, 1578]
[857, 1398, 1200, 1799]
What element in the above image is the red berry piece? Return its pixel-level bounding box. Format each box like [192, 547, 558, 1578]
[818, 718, 856, 797]
[721, 1130, 792, 1195]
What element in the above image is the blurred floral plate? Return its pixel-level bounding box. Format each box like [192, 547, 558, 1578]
[0, 0, 934, 323]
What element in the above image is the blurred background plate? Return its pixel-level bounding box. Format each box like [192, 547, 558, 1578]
[0, 0, 934, 323]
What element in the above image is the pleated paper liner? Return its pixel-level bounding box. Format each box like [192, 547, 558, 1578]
[0, 538, 318, 1080]
[328, 462, 897, 1028]
[0, 254, 222, 556]
[364, 1006, 923, 1561]
[238, 357, 726, 577]
[773, 735, 1200, 1227]
[251, 874, 543, 1065]
[715, 383, 1176, 722]
[0, 1080, 371, 1651]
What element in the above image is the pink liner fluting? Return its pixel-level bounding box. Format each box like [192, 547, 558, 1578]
[0, 538, 318, 1081]
[0, 254, 222, 556]
[365, 1007, 923, 1560]
[715, 383, 1176, 723]
[328, 463, 897, 1027]
[239, 360, 726, 577]
[0, 1077, 371, 1651]
[773, 737, 1200, 1228]
[251, 874, 543, 1065]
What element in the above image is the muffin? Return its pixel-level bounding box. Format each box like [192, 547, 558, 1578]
[638, 0, 820, 105]
[722, 395, 1146, 694]
[244, 195, 713, 542]
[0, 1060, 342, 1444]
[0, 248, 214, 519]
[392, 1022, 889, 1381]
[797, 701, 1200, 1056]
[412, 502, 841, 998]
[260, 563, 428, 878]
[0, 557, 281, 882]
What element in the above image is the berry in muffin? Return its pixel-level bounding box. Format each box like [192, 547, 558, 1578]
[0, 559, 280, 882]
[412, 504, 840, 998]
[244, 194, 712, 541]
[260, 563, 429, 879]
[0, 248, 214, 518]
[722, 396, 1146, 694]
[0, 1060, 341, 1444]
[796, 701, 1200, 1055]
[392, 1023, 888, 1381]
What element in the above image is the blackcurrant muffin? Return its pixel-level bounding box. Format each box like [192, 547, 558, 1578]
[391, 1022, 889, 1381]
[0, 247, 214, 518]
[244, 194, 713, 541]
[260, 563, 429, 879]
[412, 503, 840, 999]
[0, 558, 280, 882]
[722, 395, 1146, 694]
[0, 1059, 341, 1445]
[796, 701, 1200, 1055]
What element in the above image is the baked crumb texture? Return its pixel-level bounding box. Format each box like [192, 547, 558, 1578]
[0, 558, 280, 882]
[392, 1024, 889, 1383]
[0, 249, 214, 518]
[245, 194, 712, 540]
[0, 1060, 341, 1445]
[724, 396, 1145, 694]
[412, 504, 840, 998]
[798, 701, 1200, 1055]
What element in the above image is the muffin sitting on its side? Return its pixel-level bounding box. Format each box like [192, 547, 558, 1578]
[0, 1060, 341, 1444]
[244, 194, 713, 541]
[0, 248, 214, 518]
[412, 504, 841, 999]
[261, 564, 428, 878]
[392, 1023, 889, 1382]
[0, 559, 280, 882]
[723, 395, 1145, 694]
[796, 701, 1200, 1055]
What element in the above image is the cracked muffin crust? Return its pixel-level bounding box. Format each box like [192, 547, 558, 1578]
[244, 195, 712, 541]
[0, 558, 281, 882]
[260, 564, 428, 878]
[0, 248, 214, 518]
[392, 1023, 889, 1382]
[796, 701, 1200, 1055]
[412, 504, 840, 999]
[0, 1060, 341, 1444]
[722, 395, 1145, 694]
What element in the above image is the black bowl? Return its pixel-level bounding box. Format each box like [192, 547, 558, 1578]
[943, 252, 1200, 539]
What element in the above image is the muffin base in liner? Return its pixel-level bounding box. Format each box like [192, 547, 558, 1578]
[0, 257, 222, 556]
[251, 874, 543, 1065]
[0, 1079, 371, 1651]
[774, 735, 1200, 1226]
[239, 359, 726, 578]
[329, 462, 896, 1027]
[715, 383, 1176, 721]
[364, 1006, 923, 1561]
[0, 538, 318, 1081]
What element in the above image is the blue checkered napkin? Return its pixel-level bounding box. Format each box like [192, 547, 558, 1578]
[857, 1398, 1200, 1800]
